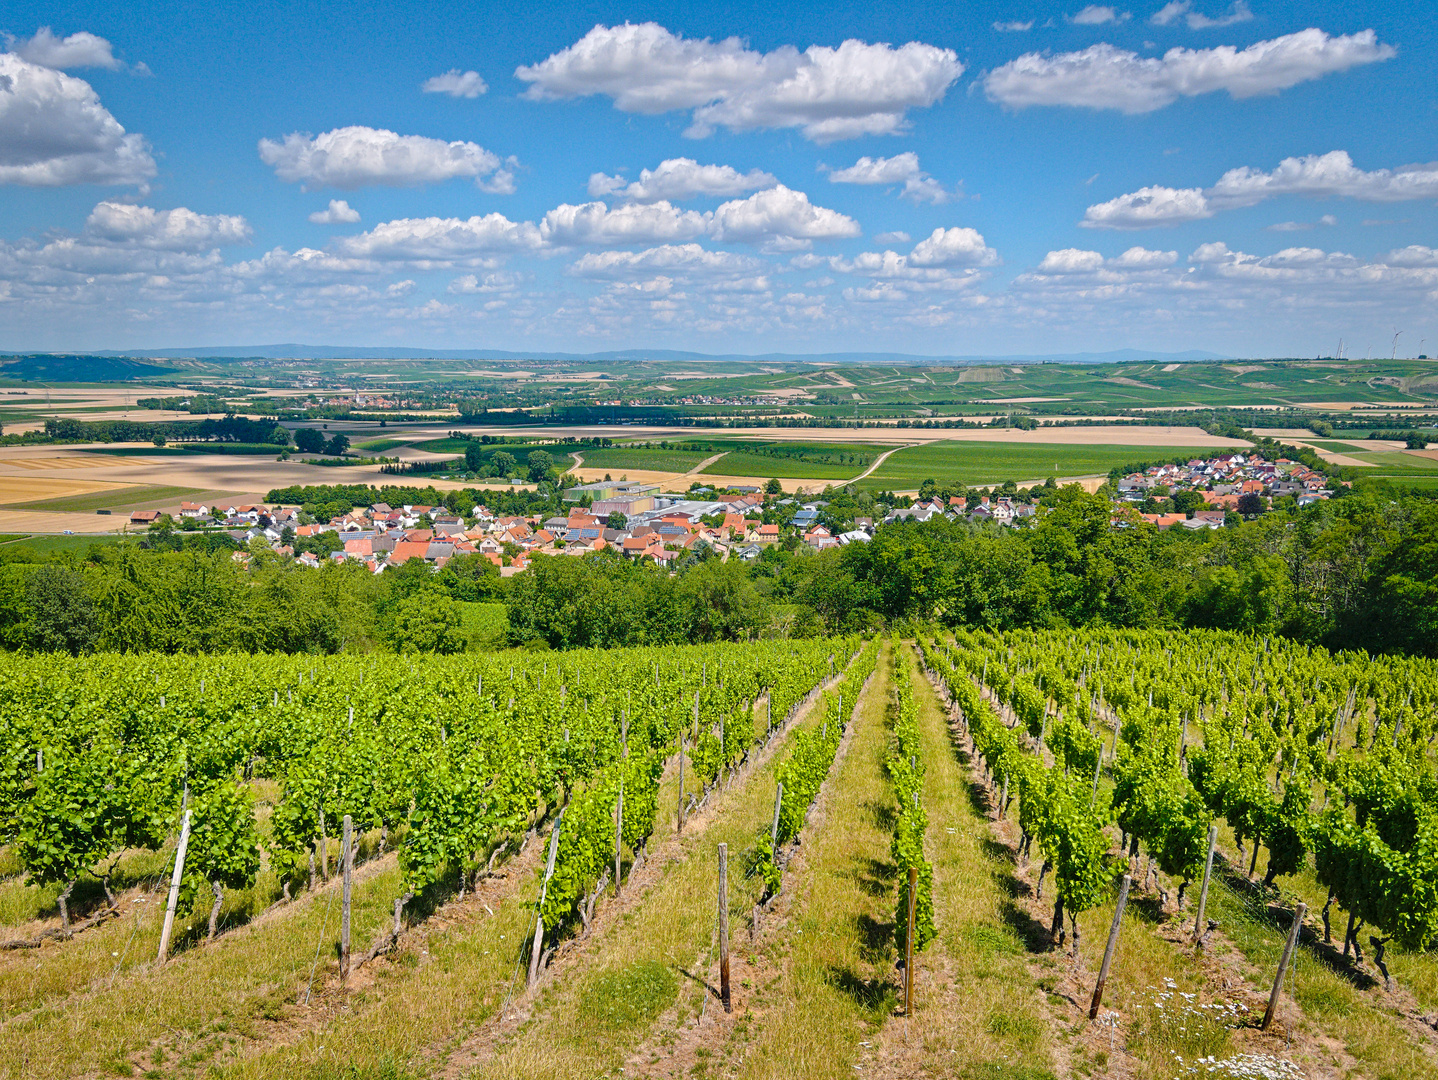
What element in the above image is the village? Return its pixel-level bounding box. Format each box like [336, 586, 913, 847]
[119, 451, 1343, 576]
[1112, 452, 1340, 530]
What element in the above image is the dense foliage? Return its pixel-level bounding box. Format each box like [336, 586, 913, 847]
[0, 637, 857, 947]
[926, 626, 1438, 966]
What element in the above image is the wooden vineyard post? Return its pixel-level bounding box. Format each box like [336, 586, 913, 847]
[528, 809, 565, 989]
[677, 738, 686, 834]
[340, 814, 353, 983]
[770, 782, 784, 852]
[156, 808, 192, 964]
[1262, 902, 1307, 1031]
[904, 865, 918, 1016]
[614, 785, 624, 897]
[718, 843, 731, 1013]
[1089, 874, 1132, 1019]
[1193, 825, 1218, 945]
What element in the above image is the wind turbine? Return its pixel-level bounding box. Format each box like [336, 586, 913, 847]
[1392, 329, 1403, 360]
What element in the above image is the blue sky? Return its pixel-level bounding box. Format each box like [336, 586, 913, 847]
[0, 0, 1433, 357]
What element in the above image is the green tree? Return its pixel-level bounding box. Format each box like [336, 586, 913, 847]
[324, 433, 351, 456]
[26, 565, 99, 654]
[677, 558, 767, 642]
[385, 588, 464, 653]
[1352, 502, 1438, 656]
[606, 511, 627, 530]
[464, 442, 484, 472]
[1172, 489, 1206, 515]
[294, 428, 325, 454]
[764, 477, 783, 495]
[491, 450, 517, 476]
[526, 449, 554, 483]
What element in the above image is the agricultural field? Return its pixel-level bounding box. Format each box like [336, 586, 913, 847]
[700, 440, 889, 480]
[0, 484, 209, 513]
[2, 628, 1434, 1080]
[571, 444, 714, 474]
[858, 439, 1248, 489]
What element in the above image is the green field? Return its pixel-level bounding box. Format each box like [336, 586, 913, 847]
[0, 533, 133, 555]
[406, 437, 474, 454]
[0, 484, 209, 512]
[575, 446, 712, 473]
[1348, 450, 1438, 471]
[1299, 438, 1372, 452]
[353, 437, 408, 452]
[858, 440, 1250, 489]
[702, 450, 869, 480]
[700, 439, 886, 478]
[77, 446, 196, 457]
[176, 442, 286, 455]
[1359, 474, 1438, 489]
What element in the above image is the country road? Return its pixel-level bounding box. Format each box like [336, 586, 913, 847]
[844, 443, 915, 484]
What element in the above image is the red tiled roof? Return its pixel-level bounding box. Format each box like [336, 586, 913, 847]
[389, 541, 430, 564]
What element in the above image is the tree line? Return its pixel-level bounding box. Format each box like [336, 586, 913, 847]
[0, 484, 1433, 658]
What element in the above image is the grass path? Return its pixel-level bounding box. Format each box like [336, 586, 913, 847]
[0, 674, 818, 1080]
[947, 635, 1438, 1080]
[854, 644, 1059, 1079]
[450, 662, 871, 1080]
[723, 640, 898, 1080]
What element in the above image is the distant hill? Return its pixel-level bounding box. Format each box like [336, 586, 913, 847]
[0, 354, 180, 382]
[108, 344, 1229, 365]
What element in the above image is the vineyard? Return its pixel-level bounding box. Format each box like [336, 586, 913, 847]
[2, 630, 1437, 1079]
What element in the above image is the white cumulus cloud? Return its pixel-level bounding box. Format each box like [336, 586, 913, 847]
[1032, 245, 1177, 274]
[908, 226, 1000, 267]
[1038, 248, 1107, 273]
[1110, 245, 1178, 267]
[335, 214, 542, 262]
[1151, 1, 1249, 28]
[569, 244, 766, 281]
[1070, 6, 1130, 25]
[1209, 150, 1438, 206]
[515, 22, 962, 142]
[1150, 1, 1189, 24]
[1082, 185, 1212, 228]
[993, 20, 1035, 32]
[0, 54, 155, 185]
[827, 152, 952, 204]
[709, 185, 862, 249]
[258, 126, 516, 191]
[541, 200, 711, 246]
[448, 271, 520, 293]
[4, 27, 121, 69]
[309, 199, 361, 224]
[1186, 2, 1254, 30]
[1085, 151, 1438, 228]
[984, 29, 1394, 114]
[587, 157, 775, 202]
[84, 201, 251, 250]
[421, 69, 488, 98]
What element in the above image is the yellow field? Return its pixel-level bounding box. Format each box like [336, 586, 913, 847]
[0, 476, 135, 504]
[0, 456, 122, 470]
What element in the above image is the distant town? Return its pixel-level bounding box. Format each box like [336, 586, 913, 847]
[127, 452, 1341, 575]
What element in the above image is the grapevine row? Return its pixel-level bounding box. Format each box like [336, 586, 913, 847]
[0, 638, 859, 946]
